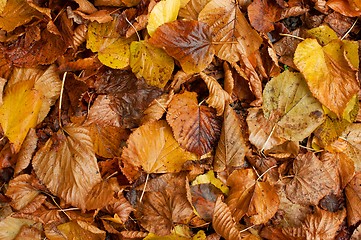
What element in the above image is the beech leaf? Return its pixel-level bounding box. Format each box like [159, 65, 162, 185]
[285, 153, 335, 205]
[263, 70, 325, 141]
[0, 217, 38, 240]
[149, 20, 215, 74]
[130, 40, 174, 88]
[294, 38, 359, 116]
[0, 80, 42, 153]
[345, 172, 361, 225]
[198, 0, 262, 63]
[214, 105, 248, 172]
[57, 220, 106, 240]
[32, 125, 102, 210]
[121, 120, 197, 182]
[147, 0, 180, 36]
[166, 91, 222, 156]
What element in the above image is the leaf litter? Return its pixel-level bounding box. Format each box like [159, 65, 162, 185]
[0, 0, 361, 239]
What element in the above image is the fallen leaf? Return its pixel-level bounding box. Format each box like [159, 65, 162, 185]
[147, 0, 180, 36]
[14, 225, 42, 240]
[121, 120, 196, 182]
[263, 70, 325, 142]
[327, 0, 361, 17]
[302, 207, 346, 240]
[32, 125, 102, 210]
[345, 172, 361, 225]
[294, 38, 359, 116]
[141, 92, 173, 125]
[135, 173, 194, 236]
[14, 128, 38, 175]
[149, 20, 215, 74]
[130, 40, 174, 88]
[0, 80, 42, 153]
[199, 72, 231, 116]
[198, 0, 262, 63]
[85, 177, 120, 210]
[286, 153, 335, 205]
[179, 0, 210, 20]
[226, 168, 279, 224]
[166, 91, 222, 156]
[57, 220, 106, 240]
[104, 192, 134, 224]
[214, 105, 248, 172]
[213, 195, 258, 240]
[87, 15, 137, 69]
[0, 0, 42, 32]
[0, 216, 39, 240]
[191, 170, 229, 195]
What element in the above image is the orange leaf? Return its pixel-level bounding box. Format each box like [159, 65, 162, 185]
[198, 0, 262, 63]
[166, 91, 222, 156]
[286, 153, 335, 205]
[32, 125, 102, 210]
[226, 169, 279, 224]
[85, 178, 121, 211]
[149, 20, 214, 74]
[121, 120, 196, 182]
[345, 172, 361, 225]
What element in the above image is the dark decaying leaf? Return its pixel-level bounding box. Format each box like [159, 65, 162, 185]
[149, 20, 214, 74]
[166, 91, 222, 156]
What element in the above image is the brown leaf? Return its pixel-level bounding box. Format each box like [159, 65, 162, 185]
[198, 0, 262, 63]
[57, 220, 106, 239]
[247, 0, 281, 33]
[226, 169, 279, 224]
[85, 178, 120, 211]
[345, 172, 361, 225]
[149, 20, 214, 74]
[179, 0, 210, 20]
[302, 207, 346, 240]
[14, 225, 42, 240]
[286, 153, 335, 205]
[135, 173, 194, 236]
[327, 0, 361, 17]
[166, 91, 222, 156]
[213, 195, 258, 240]
[200, 72, 231, 116]
[141, 92, 174, 125]
[214, 105, 248, 172]
[14, 128, 37, 175]
[32, 125, 102, 210]
[105, 192, 134, 224]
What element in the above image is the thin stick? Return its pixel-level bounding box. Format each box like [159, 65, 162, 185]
[279, 33, 305, 41]
[139, 173, 149, 203]
[260, 125, 276, 156]
[59, 72, 67, 130]
[240, 224, 256, 234]
[256, 165, 278, 182]
[341, 18, 358, 40]
[125, 17, 141, 41]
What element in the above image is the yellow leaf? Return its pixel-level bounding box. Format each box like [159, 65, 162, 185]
[32, 125, 102, 210]
[147, 0, 180, 36]
[294, 38, 359, 116]
[130, 40, 174, 88]
[263, 70, 325, 141]
[0, 0, 6, 14]
[192, 170, 229, 194]
[121, 120, 197, 182]
[307, 25, 338, 45]
[57, 220, 106, 240]
[0, 216, 37, 240]
[87, 16, 136, 69]
[0, 80, 42, 153]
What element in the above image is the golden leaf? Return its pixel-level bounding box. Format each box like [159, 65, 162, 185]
[130, 40, 174, 88]
[306, 25, 338, 45]
[142, 93, 174, 125]
[214, 105, 248, 172]
[166, 91, 222, 156]
[57, 220, 106, 240]
[179, 0, 210, 20]
[147, 0, 180, 36]
[199, 72, 231, 116]
[86, 15, 137, 69]
[32, 125, 102, 210]
[0, 80, 42, 153]
[0, 216, 38, 240]
[294, 38, 359, 116]
[121, 120, 196, 182]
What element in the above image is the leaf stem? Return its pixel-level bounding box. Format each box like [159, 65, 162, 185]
[59, 72, 67, 130]
[341, 18, 358, 40]
[139, 173, 149, 203]
[279, 33, 305, 41]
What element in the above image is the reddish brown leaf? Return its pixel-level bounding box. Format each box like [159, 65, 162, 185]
[149, 20, 214, 74]
[166, 91, 222, 156]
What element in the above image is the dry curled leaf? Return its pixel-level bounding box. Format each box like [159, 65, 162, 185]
[166, 91, 222, 156]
